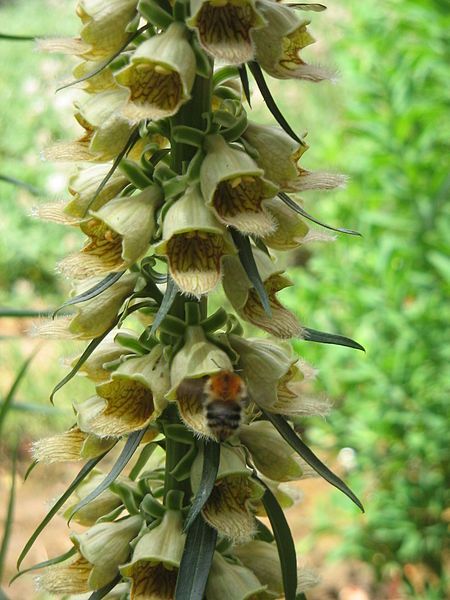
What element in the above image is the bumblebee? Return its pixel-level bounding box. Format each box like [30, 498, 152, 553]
[202, 370, 247, 442]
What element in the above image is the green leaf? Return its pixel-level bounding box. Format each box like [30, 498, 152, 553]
[255, 518, 275, 543]
[88, 574, 122, 600]
[53, 271, 125, 317]
[302, 327, 365, 351]
[56, 25, 150, 92]
[230, 230, 272, 316]
[0, 447, 18, 583]
[247, 61, 304, 145]
[0, 308, 54, 318]
[238, 64, 252, 107]
[129, 443, 157, 480]
[139, 0, 174, 28]
[263, 411, 364, 512]
[260, 480, 297, 600]
[175, 515, 217, 600]
[67, 429, 146, 522]
[279, 192, 361, 236]
[286, 3, 326, 11]
[0, 174, 41, 195]
[0, 33, 36, 41]
[0, 350, 38, 434]
[10, 547, 77, 584]
[184, 441, 220, 531]
[119, 158, 153, 189]
[149, 277, 178, 336]
[17, 452, 109, 569]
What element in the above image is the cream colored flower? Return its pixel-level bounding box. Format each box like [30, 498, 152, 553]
[155, 185, 235, 296]
[206, 552, 267, 600]
[32, 427, 114, 463]
[252, 0, 334, 81]
[191, 445, 264, 542]
[187, 0, 266, 65]
[120, 510, 186, 600]
[63, 470, 122, 526]
[76, 345, 170, 437]
[115, 22, 196, 122]
[222, 250, 302, 338]
[59, 186, 161, 279]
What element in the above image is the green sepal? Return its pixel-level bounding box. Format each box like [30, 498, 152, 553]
[138, 329, 161, 352]
[109, 481, 142, 514]
[115, 331, 147, 354]
[96, 505, 125, 524]
[140, 494, 166, 519]
[166, 490, 185, 511]
[159, 314, 187, 337]
[164, 424, 195, 445]
[173, 0, 189, 21]
[138, 0, 173, 28]
[119, 158, 153, 189]
[213, 66, 240, 87]
[153, 162, 177, 183]
[184, 302, 202, 325]
[200, 308, 229, 333]
[170, 445, 198, 482]
[172, 125, 206, 147]
[220, 111, 249, 143]
[130, 443, 158, 481]
[186, 148, 205, 183]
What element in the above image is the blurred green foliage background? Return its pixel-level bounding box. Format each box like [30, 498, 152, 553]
[0, 0, 448, 598]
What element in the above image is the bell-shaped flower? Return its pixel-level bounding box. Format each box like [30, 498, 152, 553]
[39, 516, 142, 594]
[206, 551, 267, 600]
[34, 273, 138, 341]
[63, 470, 122, 526]
[263, 198, 310, 251]
[155, 185, 236, 296]
[187, 0, 266, 66]
[191, 445, 264, 542]
[169, 326, 234, 437]
[243, 122, 347, 192]
[59, 186, 161, 279]
[222, 250, 302, 338]
[66, 164, 130, 220]
[74, 329, 135, 382]
[233, 540, 320, 597]
[239, 421, 303, 482]
[76, 345, 170, 437]
[251, 1, 334, 82]
[115, 22, 196, 123]
[32, 427, 115, 464]
[120, 509, 186, 599]
[77, 0, 139, 60]
[200, 135, 279, 237]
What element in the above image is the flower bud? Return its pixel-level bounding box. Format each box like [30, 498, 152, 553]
[76, 345, 170, 437]
[155, 185, 236, 296]
[115, 22, 196, 122]
[252, 1, 334, 82]
[222, 250, 302, 338]
[187, 0, 266, 65]
[59, 186, 161, 279]
[206, 551, 267, 600]
[120, 509, 186, 599]
[191, 445, 264, 542]
[32, 427, 114, 464]
[200, 135, 278, 237]
[239, 421, 303, 482]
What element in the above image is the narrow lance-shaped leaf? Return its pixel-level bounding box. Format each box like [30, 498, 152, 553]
[0, 447, 18, 584]
[263, 411, 364, 512]
[0, 174, 42, 195]
[67, 429, 146, 522]
[0, 33, 37, 41]
[302, 327, 365, 351]
[56, 25, 150, 92]
[17, 452, 110, 569]
[248, 61, 304, 145]
[10, 547, 77, 584]
[88, 574, 122, 600]
[175, 515, 217, 600]
[53, 271, 125, 317]
[184, 440, 220, 531]
[259, 479, 298, 600]
[149, 276, 178, 336]
[230, 230, 272, 317]
[238, 64, 252, 107]
[0, 349, 38, 433]
[279, 192, 361, 236]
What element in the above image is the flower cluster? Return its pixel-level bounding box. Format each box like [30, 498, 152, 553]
[18, 1, 361, 598]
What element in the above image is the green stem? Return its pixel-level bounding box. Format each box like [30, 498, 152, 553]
[164, 70, 213, 503]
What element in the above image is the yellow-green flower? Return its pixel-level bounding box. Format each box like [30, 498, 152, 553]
[120, 509, 186, 600]
[263, 198, 310, 251]
[63, 470, 122, 526]
[59, 186, 161, 279]
[32, 427, 114, 464]
[155, 185, 236, 296]
[206, 552, 267, 600]
[187, 0, 266, 65]
[34, 273, 138, 340]
[222, 250, 302, 338]
[74, 329, 135, 382]
[200, 135, 279, 236]
[115, 22, 196, 122]
[76, 345, 170, 437]
[252, 1, 334, 81]
[191, 445, 264, 542]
